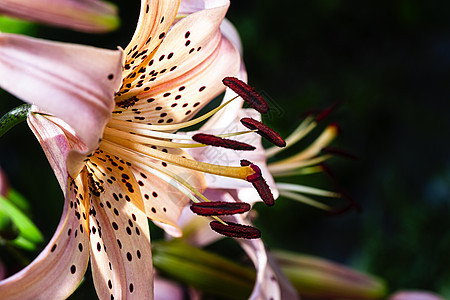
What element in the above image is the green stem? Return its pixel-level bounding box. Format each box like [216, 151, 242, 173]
[0, 104, 31, 138]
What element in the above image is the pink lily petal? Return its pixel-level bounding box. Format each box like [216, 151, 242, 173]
[389, 291, 445, 300]
[0, 33, 123, 176]
[123, 0, 180, 71]
[128, 147, 205, 237]
[200, 17, 246, 130]
[114, 2, 239, 126]
[178, 0, 229, 14]
[87, 150, 153, 299]
[27, 110, 86, 193]
[0, 176, 90, 299]
[154, 275, 186, 300]
[0, 0, 119, 32]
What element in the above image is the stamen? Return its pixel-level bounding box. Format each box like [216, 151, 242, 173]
[190, 201, 251, 216]
[222, 77, 269, 113]
[102, 138, 255, 180]
[240, 118, 286, 147]
[240, 160, 275, 206]
[268, 124, 337, 166]
[209, 221, 261, 239]
[265, 115, 316, 158]
[192, 133, 255, 151]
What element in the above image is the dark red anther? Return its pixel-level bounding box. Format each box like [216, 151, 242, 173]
[240, 159, 251, 166]
[210, 221, 261, 239]
[240, 118, 286, 148]
[251, 177, 274, 206]
[320, 163, 361, 214]
[315, 101, 341, 122]
[222, 77, 269, 114]
[192, 133, 255, 151]
[240, 160, 274, 206]
[190, 201, 251, 216]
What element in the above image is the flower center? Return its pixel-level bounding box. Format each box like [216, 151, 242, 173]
[103, 77, 285, 238]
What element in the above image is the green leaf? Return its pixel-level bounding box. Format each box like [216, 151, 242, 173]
[0, 195, 43, 244]
[7, 188, 31, 215]
[0, 205, 19, 240]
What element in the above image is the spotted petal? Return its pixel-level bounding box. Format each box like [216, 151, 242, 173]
[0, 176, 90, 299]
[123, 0, 180, 69]
[0, 0, 119, 32]
[129, 147, 205, 237]
[87, 151, 153, 299]
[0, 33, 123, 176]
[114, 2, 239, 126]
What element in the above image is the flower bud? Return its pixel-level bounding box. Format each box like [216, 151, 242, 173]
[273, 250, 387, 299]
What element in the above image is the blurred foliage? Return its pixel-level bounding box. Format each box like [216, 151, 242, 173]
[1, 0, 450, 298]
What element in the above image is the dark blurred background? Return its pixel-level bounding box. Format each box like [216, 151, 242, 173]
[1, 0, 450, 298]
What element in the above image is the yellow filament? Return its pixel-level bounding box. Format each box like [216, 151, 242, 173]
[216, 130, 257, 138]
[106, 123, 195, 140]
[266, 116, 317, 158]
[100, 142, 227, 225]
[270, 166, 324, 177]
[109, 97, 236, 132]
[101, 137, 255, 180]
[268, 154, 331, 175]
[103, 127, 204, 149]
[279, 190, 332, 210]
[269, 125, 337, 167]
[276, 183, 340, 198]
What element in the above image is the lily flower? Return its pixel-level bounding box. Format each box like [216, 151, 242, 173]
[0, 0, 284, 298]
[0, 0, 119, 32]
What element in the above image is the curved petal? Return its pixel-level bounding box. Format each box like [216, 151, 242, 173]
[154, 275, 186, 300]
[0, 0, 119, 33]
[0, 33, 123, 175]
[115, 2, 240, 126]
[87, 162, 153, 299]
[200, 18, 247, 130]
[0, 177, 90, 300]
[178, 0, 229, 14]
[27, 110, 86, 193]
[129, 147, 205, 237]
[123, 0, 180, 69]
